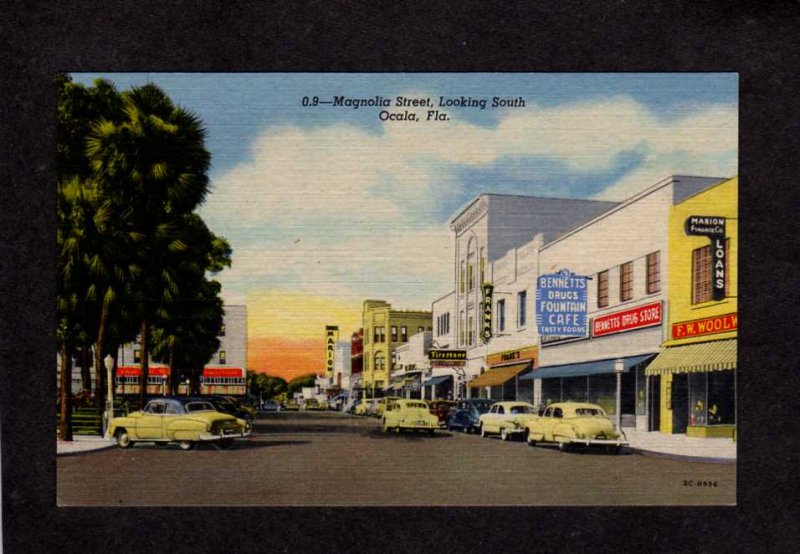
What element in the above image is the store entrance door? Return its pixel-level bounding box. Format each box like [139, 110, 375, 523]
[671, 373, 689, 434]
[648, 375, 660, 431]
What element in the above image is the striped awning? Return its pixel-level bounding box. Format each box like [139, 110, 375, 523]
[468, 362, 531, 388]
[645, 339, 737, 376]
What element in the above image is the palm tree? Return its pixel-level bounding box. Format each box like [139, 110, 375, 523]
[86, 84, 211, 408]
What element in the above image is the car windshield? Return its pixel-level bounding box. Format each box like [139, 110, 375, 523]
[185, 402, 215, 412]
[575, 408, 604, 416]
[510, 405, 534, 414]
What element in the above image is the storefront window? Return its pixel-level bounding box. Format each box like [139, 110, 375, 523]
[562, 377, 587, 403]
[541, 378, 561, 407]
[689, 372, 708, 426]
[687, 370, 736, 426]
[587, 374, 616, 415]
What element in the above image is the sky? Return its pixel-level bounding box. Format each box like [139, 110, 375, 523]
[72, 73, 738, 380]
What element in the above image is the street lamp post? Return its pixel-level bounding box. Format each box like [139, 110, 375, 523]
[104, 354, 114, 439]
[614, 358, 623, 432]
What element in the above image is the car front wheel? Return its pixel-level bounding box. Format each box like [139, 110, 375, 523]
[500, 428, 509, 441]
[215, 439, 234, 450]
[115, 429, 133, 449]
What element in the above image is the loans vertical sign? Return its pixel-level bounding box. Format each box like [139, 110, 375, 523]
[325, 325, 338, 377]
[685, 215, 727, 301]
[536, 269, 589, 337]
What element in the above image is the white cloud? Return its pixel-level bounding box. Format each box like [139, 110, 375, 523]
[203, 95, 737, 304]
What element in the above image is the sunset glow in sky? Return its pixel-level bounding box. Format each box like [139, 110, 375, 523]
[74, 73, 738, 381]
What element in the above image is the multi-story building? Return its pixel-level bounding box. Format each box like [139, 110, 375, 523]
[645, 177, 737, 438]
[361, 300, 431, 397]
[449, 193, 619, 392]
[522, 175, 724, 430]
[392, 330, 432, 399]
[468, 236, 542, 402]
[115, 304, 248, 396]
[349, 329, 364, 399]
[427, 291, 458, 398]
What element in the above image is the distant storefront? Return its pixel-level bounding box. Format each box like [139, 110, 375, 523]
[469, 345, 537, 402]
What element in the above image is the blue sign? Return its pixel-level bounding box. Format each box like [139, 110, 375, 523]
[535, 269, 589, 337]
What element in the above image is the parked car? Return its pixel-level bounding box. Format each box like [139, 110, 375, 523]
[381, 399, 439, 434]
[523, 402, 628, 452]
[428, 399, 456, 426]
[478, 401, 539, 441]
[283, 399, 300, 411]
[303, 398, 326, 411]
[370, 397, 402, 418]
[261, 399, 283, 412]
[109, 397, 251, 450]
[446, 398, 495, 433]
[206, 395, 255, 423]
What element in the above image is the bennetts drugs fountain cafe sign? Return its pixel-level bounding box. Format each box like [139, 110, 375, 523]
[535, 269, 589, 337]
[685, 215, 727, 301]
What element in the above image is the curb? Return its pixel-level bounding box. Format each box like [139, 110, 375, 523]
[627, 446, 736, 464]
[57, 440, 116, 457]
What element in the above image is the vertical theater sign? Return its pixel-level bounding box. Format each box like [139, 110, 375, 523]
[325, 325, 339, 378]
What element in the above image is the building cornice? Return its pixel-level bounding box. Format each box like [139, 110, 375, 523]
[450, 197, 488, 234]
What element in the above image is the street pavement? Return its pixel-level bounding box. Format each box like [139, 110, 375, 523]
[57, 411, 736, 506]
[57, 412, 738, 462]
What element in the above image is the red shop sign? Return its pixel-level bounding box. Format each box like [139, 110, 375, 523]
[116, 366, 169, 376]
[672, 312, 737, 339]
[592, 301, 662, 337]
[202, 367, 245, 378]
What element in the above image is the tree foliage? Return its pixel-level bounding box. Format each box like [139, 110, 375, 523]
[57, 75, 231, 436]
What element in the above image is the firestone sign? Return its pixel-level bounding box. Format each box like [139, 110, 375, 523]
[535, 269, 589, 337]
[429, 349, 467, 367]
[685, 215, 727, 301]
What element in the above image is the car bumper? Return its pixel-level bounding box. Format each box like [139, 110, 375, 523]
[567, 438, 628, 446]
[198, 428, 252, 441]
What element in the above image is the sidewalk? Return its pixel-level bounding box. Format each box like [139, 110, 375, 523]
[623, 428, 736, 463]
[57, 435, 115, 456]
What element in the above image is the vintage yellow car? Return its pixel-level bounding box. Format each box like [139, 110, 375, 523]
[109, 397, 252, 450]
[371, 396, 402, 418]
[523, 402, 628, 452]
[353, 399, 372, 416]
[381, 399, 439, 434]
[478, 401, 539, 440]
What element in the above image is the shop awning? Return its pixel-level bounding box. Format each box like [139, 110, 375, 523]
[645, 339, 736, 376]
[422, 375, 451, 387]
[520, 354, 655, 380]
[469, 362, 531, 388]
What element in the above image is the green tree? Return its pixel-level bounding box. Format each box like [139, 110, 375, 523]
[86, 83, 212, 408]
[287, 374, 317, 395]
[57, 75, 129, 436]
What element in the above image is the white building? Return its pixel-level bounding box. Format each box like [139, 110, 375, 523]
[448, 194, 619, 394]
[523, 175, 724, 429]
[115, 303, 248, 395]
[392, 331, 432, 398]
